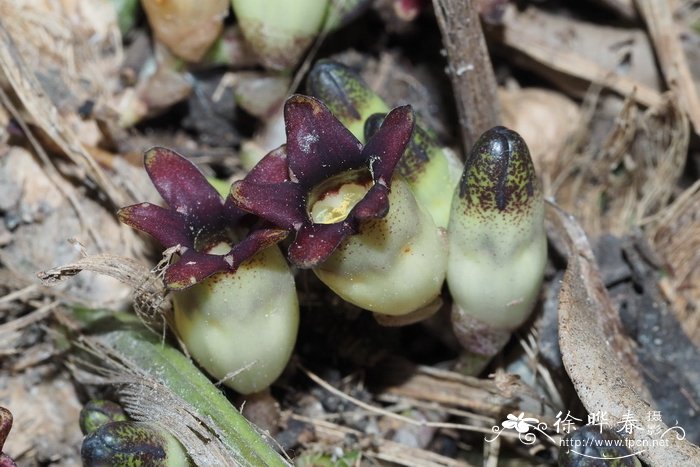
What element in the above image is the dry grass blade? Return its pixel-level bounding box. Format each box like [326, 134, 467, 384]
[550, 92, 688, 237]
[37, 252, 168, 325]
[635, 0, 700, 133]
[0, 301, 58, 334]
[383, 365, 557, 429]
[299, 364, 499, 436]
[648, 180, 700, 346]
[551, 201, 700, 465]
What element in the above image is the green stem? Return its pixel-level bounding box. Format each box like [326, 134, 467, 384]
[75, 312, 289, 467]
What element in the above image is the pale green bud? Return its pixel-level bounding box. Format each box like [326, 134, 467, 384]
[314, 176, 447, 319]
[322, 0, 371, 31]
[111, 0, 139, 34]
[231, 0, 329, 70]
[79, 400, 128, 436]
[173, 246, 299, 394]
[447, 127, 546, 368]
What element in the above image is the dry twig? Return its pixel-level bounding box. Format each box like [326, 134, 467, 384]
[432, 0, 501, 152]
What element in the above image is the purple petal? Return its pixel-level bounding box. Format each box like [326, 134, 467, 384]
[118, 203, 191, 248]
[164, 229, 288, 289]
[144, 147, 224, 225]
[223, 197, 246, 219]
[285, 95, 365, 187]
[230, 228, 289, 262]
[230, 180, 307, 230]
[362, 105, 414, 186]
[165, 250, 231, 290]
[288, 222, 355, 268]
[349, 183, 389, 221]
[245, 146, 290, 183]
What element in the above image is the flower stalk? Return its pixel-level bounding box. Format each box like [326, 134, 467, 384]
[447, 126, 546, 374]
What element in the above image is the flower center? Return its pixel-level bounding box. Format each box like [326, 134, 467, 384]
[194, 229, 238, 254]
[309, 171, 372, 224]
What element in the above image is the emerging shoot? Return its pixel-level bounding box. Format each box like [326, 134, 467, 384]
[447, 126, 546, 374]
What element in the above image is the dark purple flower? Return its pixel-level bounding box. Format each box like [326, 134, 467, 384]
[118, 147, 287, 289]
[230, 94, 414, 268]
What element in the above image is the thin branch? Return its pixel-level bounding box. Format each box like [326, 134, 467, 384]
[432, 0, 501, 152]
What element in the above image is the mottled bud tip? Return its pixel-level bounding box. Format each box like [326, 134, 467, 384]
[559, 425, 642, 467]
[306, 60, 389, 141]
[79, 400, 128, 435]
[81, 421, 188, 467]
[363, 113, 385, 140]
[459, 126, 540, 214]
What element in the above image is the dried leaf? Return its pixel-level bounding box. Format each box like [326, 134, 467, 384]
[492, 5, 662, 107]
[551, 202, 700, 465]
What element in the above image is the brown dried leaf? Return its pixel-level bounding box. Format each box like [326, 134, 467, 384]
[551, 202, 700, 466]
[37, 251, 169, 326]
[636, 0, 700, 133]
[492, 5, 663, 107]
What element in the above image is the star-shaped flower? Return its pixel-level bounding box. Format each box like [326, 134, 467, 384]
[230, 94, 414, 268]
[118, 147, 287, 289]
